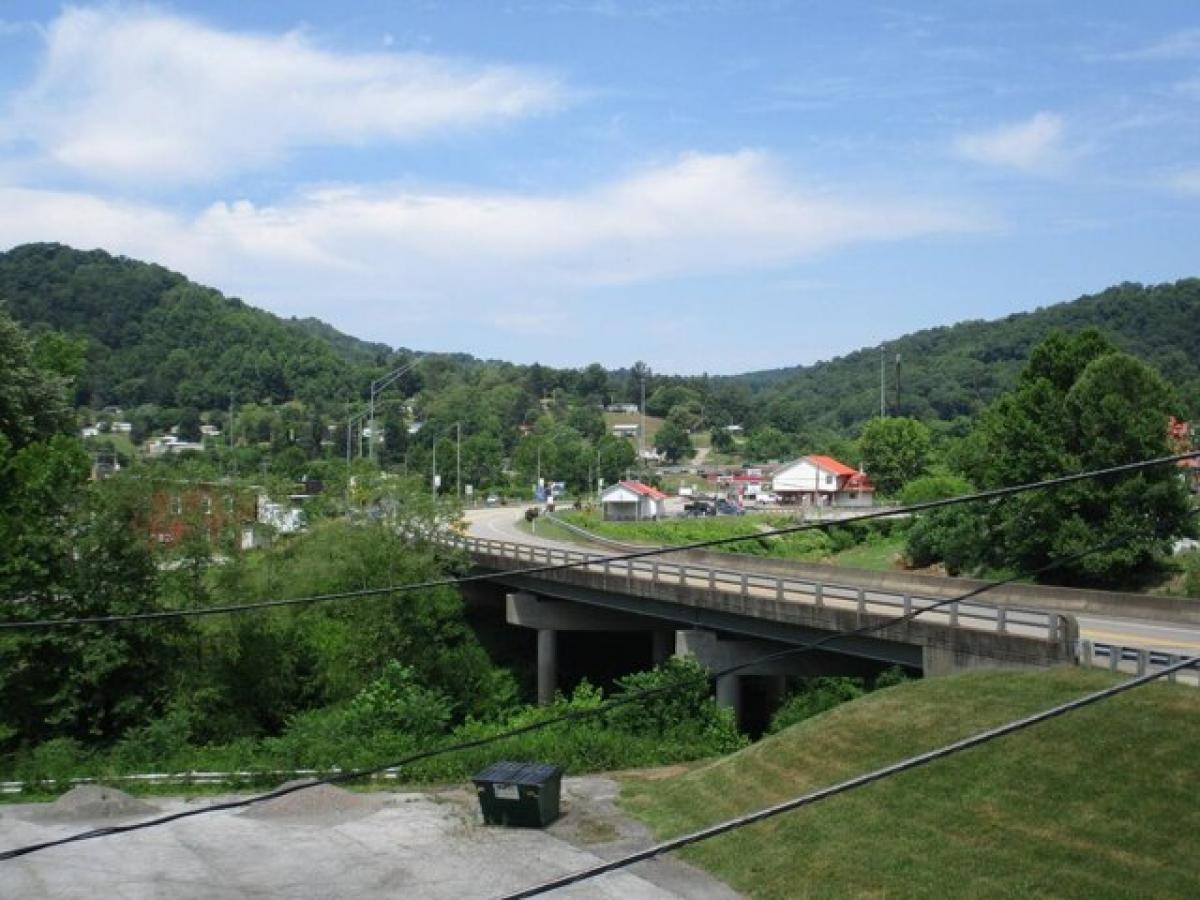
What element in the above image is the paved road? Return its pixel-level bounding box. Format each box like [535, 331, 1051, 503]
[463, 508, 1200, 659]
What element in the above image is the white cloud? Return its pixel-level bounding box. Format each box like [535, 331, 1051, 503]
[1109, 28, 1200, 62]
[1166, 168, 1200, 195]
[0, 151, 977, 339]
[954, 112, 1067, 174]
[4, 7, 566, 184]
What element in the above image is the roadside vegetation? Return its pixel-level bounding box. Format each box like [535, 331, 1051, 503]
[556, 509, 910, 569]
[620, 668, 1200, 898]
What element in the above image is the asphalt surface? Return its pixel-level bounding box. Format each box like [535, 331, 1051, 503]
[0, 778, 738, 900]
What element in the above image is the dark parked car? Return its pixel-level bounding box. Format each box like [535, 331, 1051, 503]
[683, 501, 716, 517]
[715, 499, 744, 516]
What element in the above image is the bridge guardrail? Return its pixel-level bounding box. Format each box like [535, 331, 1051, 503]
[450, 532, 1195, 685]
[449, 533, 1071, 644]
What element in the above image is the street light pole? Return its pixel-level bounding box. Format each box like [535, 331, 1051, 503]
[368, 360, 420, 464]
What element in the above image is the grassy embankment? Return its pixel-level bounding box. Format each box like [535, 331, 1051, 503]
[555, 510, 907, 570]
[620, 667, 1200, 898]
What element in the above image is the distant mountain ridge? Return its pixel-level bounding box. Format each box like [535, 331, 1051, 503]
[0, 243, 397, 409]
[729, 279, 1200, 428]
[2, 242, 1197, 432]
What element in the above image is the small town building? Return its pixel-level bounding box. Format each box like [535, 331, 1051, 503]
[612, 423, 640, 438]
[771, 455, 875, 507]
[599, 480, 668, 521]
[144, 481, 257, 546]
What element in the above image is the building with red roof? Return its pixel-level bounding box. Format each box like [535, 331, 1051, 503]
[770, 455, 875, 507]
[599, 479, 668, 521]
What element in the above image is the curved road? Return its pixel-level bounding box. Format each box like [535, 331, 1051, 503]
[464, 508, 1200, 658]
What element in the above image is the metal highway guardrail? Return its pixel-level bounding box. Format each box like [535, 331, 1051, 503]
[449, 534, 1071, 643]
[450, 533, 1198, 686]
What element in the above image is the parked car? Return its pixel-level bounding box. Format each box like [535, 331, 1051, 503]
[754, 492, 778, 505]
[716, 499, 744, 516]
[485, 495, 499, 506]
[683, 501, 716, 517]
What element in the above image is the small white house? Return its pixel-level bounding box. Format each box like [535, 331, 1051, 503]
[612, 423, 640, 438]
[600, 480, 668, 521]
[771, 455, 874, 507]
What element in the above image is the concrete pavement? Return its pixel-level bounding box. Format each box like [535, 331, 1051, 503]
[0, 778, 737, 899]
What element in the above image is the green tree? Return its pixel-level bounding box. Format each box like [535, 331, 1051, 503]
[655, 419, 694, 463]
[859, 417, 932, 496]
[744, 425, 794, 462]
[926, 330, 1195, 586]
[710, 427, 736, 454]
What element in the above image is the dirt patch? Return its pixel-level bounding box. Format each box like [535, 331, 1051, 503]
[27, 785, 157, 822]
[241, 779, 389, 824]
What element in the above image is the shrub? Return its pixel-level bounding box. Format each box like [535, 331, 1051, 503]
[767, 678, 865, 734]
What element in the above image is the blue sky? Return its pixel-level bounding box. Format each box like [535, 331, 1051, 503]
[0, 2, 1198, 374]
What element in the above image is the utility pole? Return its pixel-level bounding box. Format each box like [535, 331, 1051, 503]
[879, 348, 886, 418]
[456, 421, 462, 502]
[639, 378, 646, 470]
[895, 352, 902, 417]
[229, 392, 236, 475]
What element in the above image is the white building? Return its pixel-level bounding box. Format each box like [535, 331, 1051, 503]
[771, 455, 874, 507]
[612, 423, 640, 438]
[599, 480, 668, 521]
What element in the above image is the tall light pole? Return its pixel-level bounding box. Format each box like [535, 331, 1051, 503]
[879, 348, 886, 418]
[432, 422, 462, 501]
[369, 360, 419, 464]
[639, 378, 646, 471]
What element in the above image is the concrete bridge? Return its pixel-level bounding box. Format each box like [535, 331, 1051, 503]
[453, 533, 1079, 726]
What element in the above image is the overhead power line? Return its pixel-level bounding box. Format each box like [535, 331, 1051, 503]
[498, 652, 1199, 899]
[2, 450, 1196, 632]
[0, 521, 1164, 863]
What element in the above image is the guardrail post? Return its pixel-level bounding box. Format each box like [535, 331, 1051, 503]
[814, 583, 824, 609]
[902, 594, 912, 617]
[652, 561, 660, 583]
[1167, 654, 1179, 683]
[679, 565, 686, 586]
[1109, 645, 1121, 673]
[776, 579, 784, 602]
[996, 607, 1008, 633]
[1136, 649, 1149, 676]
[604, 558, 610, 577]
[741, 573, 748, 597]
[949, 602, 959, 628]
[1080, 639, 1093, 667]
[708, 569, 716, 592]
[856, 588, 866, 617]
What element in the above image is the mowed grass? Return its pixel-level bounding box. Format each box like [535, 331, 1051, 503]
[830, 533, 907, 571]
[619, 667, 1200, 898]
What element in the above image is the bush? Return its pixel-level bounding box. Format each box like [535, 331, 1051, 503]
[767, 678, 865, 734]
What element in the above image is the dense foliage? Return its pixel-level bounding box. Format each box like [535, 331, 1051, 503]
[906, 330, 1196, 585]
[5, 245, 1200, 483]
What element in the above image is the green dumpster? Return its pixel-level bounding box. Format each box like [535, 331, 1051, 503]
[471, 761, 563, 827]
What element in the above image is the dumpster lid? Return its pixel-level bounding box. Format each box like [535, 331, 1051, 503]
[471, 761, 563, 786]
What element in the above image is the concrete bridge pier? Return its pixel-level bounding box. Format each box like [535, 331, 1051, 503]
[676, 629, 875, 730]
[536, 629, 558, 706]
[506, 591, 674, 705]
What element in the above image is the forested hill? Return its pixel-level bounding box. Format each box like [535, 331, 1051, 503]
[0, 243, 397, 409]
[731, 280, 1200, 429]
[3, 241, 1198, 437]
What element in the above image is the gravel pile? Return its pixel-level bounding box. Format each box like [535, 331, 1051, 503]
[29, 785, 157, 822]
[242, 779, 387, 822]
